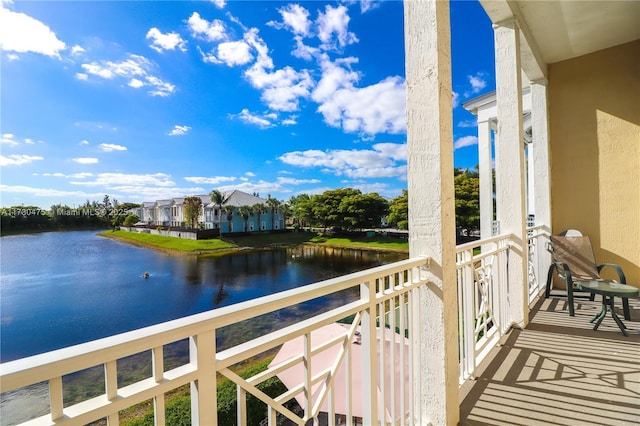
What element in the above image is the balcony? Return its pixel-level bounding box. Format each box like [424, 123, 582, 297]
[2, 0, 638, 424]
[2, 229, 637, 425]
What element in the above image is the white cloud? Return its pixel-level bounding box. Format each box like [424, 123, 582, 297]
[0, 7, 66, 58]
[72, 157, 99, 164]
[243, 29, 314, 112]
[279, 142, 406, 179]
[269, 4, 311, 36]
[146, 28, 187, 53]
[0, 154, 44, 166]
[453, 135, 478, 150]
[0, 184, 104, 199]
[316, 75, 406, 136]
[245, 172, 256, 177]
[276, 177, 321, 185]
[42, 172, 93, 178]
[184, 176, 236, 185]
[234, 109, 274, 129]
[75, 73, 88, 81]
[1, 133, 19, 146]
[457, 119, 477, 128]
[217, 40, 252, 66]
[281, 116, 297, 126]
[70, 172, 175, 188]
[452, 91, 460, 108]
[217, 180, 288, 195]
[211, 0, 226, 9]
[80, 139, 89, 145]
[128, 78, 144, 88]
[80, 54, 175, 97]
[168, 125, 191, 136]
[70, 45, 85, 55]
[468, 73, 487, 94]
[188, 12, 226, 42]
[99, 143, 127, 152]
[359, 0, 383, 13]
[316, 5, 358, 50]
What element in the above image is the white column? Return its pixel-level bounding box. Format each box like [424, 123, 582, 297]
[531, 80, 553, 289]
[527, 142, 535, 217]
[404, 0, 459, 424]
[494, 19, 529, 327]
[478, 119, 494, 240]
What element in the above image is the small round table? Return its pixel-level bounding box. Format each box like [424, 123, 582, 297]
[576, 281, 639, 336]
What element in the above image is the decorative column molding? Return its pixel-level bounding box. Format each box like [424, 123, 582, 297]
[478, 119, 494, 240]
[493, 18, 529, 327]
[404, 0, 459, 424]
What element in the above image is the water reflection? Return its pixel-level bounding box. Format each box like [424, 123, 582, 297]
[0, 231, 407, 424]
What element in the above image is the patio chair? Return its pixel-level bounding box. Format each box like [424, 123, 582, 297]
[545, 230, 630, 319]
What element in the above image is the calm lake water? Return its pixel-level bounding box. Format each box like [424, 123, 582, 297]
[0, 230, 406, 363]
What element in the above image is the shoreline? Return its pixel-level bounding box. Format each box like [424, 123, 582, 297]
[99, 229, 410, 255]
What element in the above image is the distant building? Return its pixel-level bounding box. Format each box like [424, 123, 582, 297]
[138, 190, 285, 233]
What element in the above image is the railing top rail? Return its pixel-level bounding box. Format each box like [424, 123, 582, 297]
[455, 233, 516, 252]
[0, 256, 428, 393]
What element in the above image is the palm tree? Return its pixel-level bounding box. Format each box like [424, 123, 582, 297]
[237, 205, 253, 232]
[210, 189, 229, 234]
[266, 195, 281, 231]
[252, 203, 267, 230]
[225, 206, 235, 233]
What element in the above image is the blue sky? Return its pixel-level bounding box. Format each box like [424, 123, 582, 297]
[0, 0, 495, 209]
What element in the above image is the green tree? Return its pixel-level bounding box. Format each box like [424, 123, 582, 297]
[122, 214, 139, 227]
[236, 205, 253, 232]
[387, 190, 409, 230]
[454, 168, 480, 232]
[340, 192, 389, 230]
[311, 188, 361, 230]
[210, 190, 230, 234]
[266, 195, 281, 231]
[251, 203, 266, 231]
[183, 196, 203, 229]
[288, 194, 313, 228]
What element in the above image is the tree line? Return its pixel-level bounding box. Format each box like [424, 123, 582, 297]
[286, 168, 479, 233]
[1, 169, 480, 234]
[1, 195, 141, 232]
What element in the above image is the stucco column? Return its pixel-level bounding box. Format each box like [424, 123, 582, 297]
[478, 119, 494, 240]
[494, 19, 529, 327]
[404, 0, 459, 424]
[531, 80, 553, 290]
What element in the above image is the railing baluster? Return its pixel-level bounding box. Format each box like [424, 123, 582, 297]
[303, 332, 312, 422]
[49, 376, 63, 421]
[237, 385, 247, 426]
[105, 360, 119, 425]
[190, 331, 217, 426]
[152, 346, 165, 426]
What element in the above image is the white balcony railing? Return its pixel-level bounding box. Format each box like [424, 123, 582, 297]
[526, 225, 552, 304]
[2, 232, 550, 425]
[456, 234, 511, 382]
[1, 257, 430, 426]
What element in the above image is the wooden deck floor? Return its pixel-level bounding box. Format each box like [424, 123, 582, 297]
[459, 293, 640, 426]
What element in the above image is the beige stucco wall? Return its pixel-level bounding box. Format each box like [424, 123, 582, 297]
[549, 39, 640, 285]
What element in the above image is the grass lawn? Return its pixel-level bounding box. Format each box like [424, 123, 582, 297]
[309, 235, 409, 252]
[101, 229, 409, 254]
[101, 230, 237, 253]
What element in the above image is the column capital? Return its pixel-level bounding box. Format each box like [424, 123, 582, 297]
[493, 17, 518, 30]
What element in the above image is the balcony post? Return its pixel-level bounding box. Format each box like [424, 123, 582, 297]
[493, 18, 529, 327]
[404, 0, 459, 424]
[531, 80, 553, 283]
[190, 331, 217, 426]
[478, 119, 494, 241]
